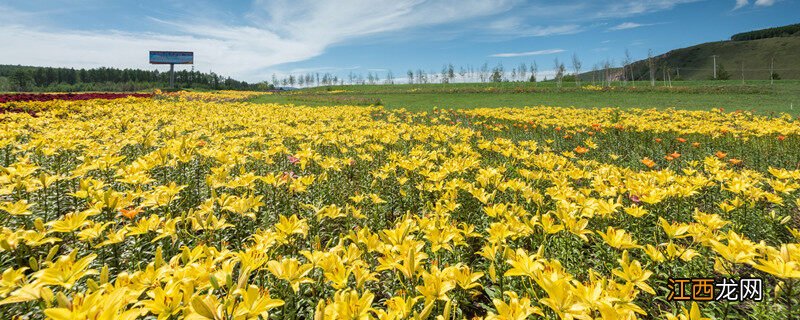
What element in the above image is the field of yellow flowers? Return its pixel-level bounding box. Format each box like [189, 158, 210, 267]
[0, 93, 799, 319]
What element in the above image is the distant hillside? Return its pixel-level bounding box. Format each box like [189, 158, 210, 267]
[580, 23, 800, 82]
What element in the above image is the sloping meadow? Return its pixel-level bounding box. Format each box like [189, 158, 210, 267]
[1, 97, 799, 319]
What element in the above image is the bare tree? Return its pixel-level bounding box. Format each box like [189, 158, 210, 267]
[554, 58, 565, 88]
[603, 59, 612, 87]
[647, 49, 655, 87]
[407, 70, 414, 84]
[517, 63, 527, 83]
[530, 61, 538, 84]
[480, 63, 489, 83]
[571, 53, 582, 87]
[623, 49, 632, 86]
[386, 71, 394, 84]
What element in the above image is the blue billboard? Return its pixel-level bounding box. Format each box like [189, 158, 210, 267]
[149, 51, 194, 64]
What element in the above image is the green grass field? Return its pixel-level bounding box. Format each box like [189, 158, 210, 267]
[249, 80, 800, 115]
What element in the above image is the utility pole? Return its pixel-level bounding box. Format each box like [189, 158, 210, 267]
[741, 61, 745, 85]
[770, 57, 774, 85]
[712, 55, 718, 79]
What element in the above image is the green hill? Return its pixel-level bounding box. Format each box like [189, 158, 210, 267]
[581, 24, 800, 82]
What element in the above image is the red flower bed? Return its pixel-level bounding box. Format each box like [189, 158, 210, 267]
[0, 92, 152, 103]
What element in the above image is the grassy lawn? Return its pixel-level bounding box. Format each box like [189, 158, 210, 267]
[249, 80, 800, 114]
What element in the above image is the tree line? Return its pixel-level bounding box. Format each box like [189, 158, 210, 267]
[270, 62, 549, 88]
[0, 65, 273, 92]
[731, 23, 800, 41]
[269, 54, 634, 88]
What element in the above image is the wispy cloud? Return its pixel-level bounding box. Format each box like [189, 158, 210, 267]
[489, 49, 565, 58]
[609, 22, 652, 31]
[734, 0, 777, 9]
[754, 0, 777, 6]
[734, 0, 750, 9]
[590, 0, 702, 19]
[486, 19, 583, 38]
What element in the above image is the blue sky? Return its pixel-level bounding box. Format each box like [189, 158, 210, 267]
[0, 0, 797, 82]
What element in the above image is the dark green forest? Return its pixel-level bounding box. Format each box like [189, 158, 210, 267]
[731, 23, 800, 41]
[0, 65, 273, 92]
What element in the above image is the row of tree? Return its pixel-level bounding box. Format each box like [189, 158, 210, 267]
[269, 53, 635, 88]
[0, 65, 272, 92]
[269, 47, 792, 89]
[271, 62, 547, 88]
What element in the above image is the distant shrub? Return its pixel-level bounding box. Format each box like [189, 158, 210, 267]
[709, 63, 731, 80]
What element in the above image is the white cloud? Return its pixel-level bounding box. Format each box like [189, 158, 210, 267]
[489, 49, 565, 58]
[0, 0, 516, 82]
[609, 22, 647, 31]
[734, 0, 777, 9]
[486, 19, 583, 38]
[591, 0, 702, 18]
[0, 0, 711, 81]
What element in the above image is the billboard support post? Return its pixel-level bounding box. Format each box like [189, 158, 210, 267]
[169, 63, 175, 89]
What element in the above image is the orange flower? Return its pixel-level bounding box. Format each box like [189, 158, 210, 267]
[574, 146, 589, 154]
[563, 135, 572, 139]
[665, 156, 674, 161]
[669, 151, 681, 159]
[587, 131, 595, 136]
[555, 126, 562, 131]
[715, 151, 727, 159]
[676, 137, 687, 143]
[120, 207, 142, 220]
[614, 124, 624, 130]
[654, 138, 662, 143]
[729, 158, 743, 165]
[692, 142, 701, 148]
[641, 157, 656, 168]
[778, 135, 786, 141]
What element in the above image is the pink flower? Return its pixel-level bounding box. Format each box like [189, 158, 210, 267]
[629, 195, 641, 203]
[288, 155, 300, 165]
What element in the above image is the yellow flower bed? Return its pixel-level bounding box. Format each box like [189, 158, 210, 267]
[159, 90, 270, 102]
[0, 99, 798, 319]
[460, 106, 799, 137]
